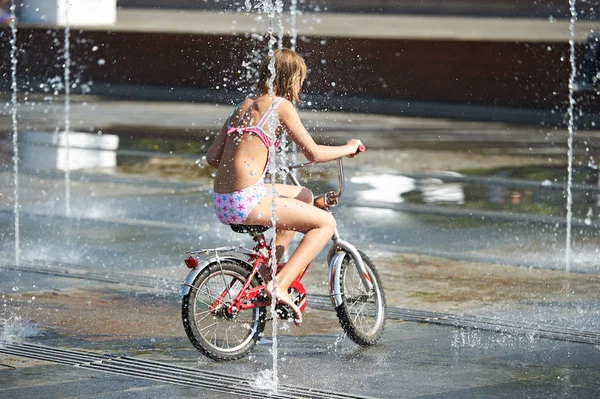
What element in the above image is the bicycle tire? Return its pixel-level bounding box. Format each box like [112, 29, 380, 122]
[335, 250, 386, 346]
[181, 260, 267, 361]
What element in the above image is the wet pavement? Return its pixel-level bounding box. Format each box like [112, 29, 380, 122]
[1, 99, 600, 397]
[1, 271, 600, 398]
[1, 172, 600, 399]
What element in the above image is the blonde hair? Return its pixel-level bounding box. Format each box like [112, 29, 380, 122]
[257, 48, 307, 103]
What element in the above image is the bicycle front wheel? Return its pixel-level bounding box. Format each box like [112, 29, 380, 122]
[336, 250, 386, 346]
[181, 260, 266, 361]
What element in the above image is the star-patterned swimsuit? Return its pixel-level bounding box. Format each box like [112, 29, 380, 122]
[213, 97, 284, 225]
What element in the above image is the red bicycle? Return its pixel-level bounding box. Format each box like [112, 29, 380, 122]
[181, 158, 386, 361]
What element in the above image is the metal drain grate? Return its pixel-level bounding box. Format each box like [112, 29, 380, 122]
[310, 295, 600, 346]
[0, 263, 175, 293]
[0, 342, 113, 365]
[0, 342, 375, 399]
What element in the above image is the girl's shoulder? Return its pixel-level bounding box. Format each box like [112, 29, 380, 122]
[237, 95, 293, 114]
[239, 96, 257, 107]
[231, 97, 257, 115]
[274, 97, 296, 115]
[276, 96, 292, 106]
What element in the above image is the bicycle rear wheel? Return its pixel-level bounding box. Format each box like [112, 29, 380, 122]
[181, 260, 266, 361]
[336, 250, 386, 345]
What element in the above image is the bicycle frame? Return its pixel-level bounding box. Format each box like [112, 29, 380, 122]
[181, 159, 373, 311]
[181, 232, 309, 316]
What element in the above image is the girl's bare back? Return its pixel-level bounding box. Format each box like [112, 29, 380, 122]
[213, 95, 282, 194]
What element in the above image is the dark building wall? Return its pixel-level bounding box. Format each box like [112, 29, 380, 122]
[117, 0, 597, 19]
[1, 28, 597, 117]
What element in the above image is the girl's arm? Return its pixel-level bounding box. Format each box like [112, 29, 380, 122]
[278, 100, 362, 163]
[206, 122, 228, 168]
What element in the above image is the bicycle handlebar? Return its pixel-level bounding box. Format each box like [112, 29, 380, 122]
[287, 144, 365, 200]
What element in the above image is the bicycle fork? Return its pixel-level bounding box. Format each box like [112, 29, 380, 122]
[327, 228, 374, 308]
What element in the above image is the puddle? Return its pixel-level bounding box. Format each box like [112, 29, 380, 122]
[350, 165, 600, 222]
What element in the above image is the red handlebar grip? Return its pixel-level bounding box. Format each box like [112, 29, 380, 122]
[356, 144, 366, 154]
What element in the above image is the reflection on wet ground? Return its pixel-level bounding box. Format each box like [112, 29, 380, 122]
[352, 165, 600, 221]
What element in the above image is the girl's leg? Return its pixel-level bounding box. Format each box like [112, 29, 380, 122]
[255, 184, 314, 282]
[272, 184, 313, 261]
[245, 193, 335, 324]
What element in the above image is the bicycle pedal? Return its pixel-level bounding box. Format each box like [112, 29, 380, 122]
[275, 304, 294, 320]
[258, 291, 269, 300]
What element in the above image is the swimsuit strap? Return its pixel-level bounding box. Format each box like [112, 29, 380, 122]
[226, 96, 285, 148]
[227, 127, 273, 148]
[226, 101, 245, 129]
[256, 97, 284, 129]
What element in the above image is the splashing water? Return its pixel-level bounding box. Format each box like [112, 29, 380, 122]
[266, 0, 281, 389]
[250, 368, 279, 393]
[9, 1, 19, 268]
[64, 2, 72, 217]
[241, 33, 265, 94]
[583, 206, 594, 225]
[290, 0, 298, 51]
[276, 0, 284, 48]
[244, 0, 286, 391]
[565, 0, 578, 273]
[1, 315, 39, 343]
[288, 0, 300, 162]
[450, 328, 537, 350]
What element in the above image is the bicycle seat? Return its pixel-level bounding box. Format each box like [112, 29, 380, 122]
[230, 224, 269, 235]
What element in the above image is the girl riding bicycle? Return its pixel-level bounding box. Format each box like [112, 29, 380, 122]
[206, 48, 363, 325]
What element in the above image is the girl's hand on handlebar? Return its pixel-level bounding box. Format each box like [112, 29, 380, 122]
[347, 139, 365, 158]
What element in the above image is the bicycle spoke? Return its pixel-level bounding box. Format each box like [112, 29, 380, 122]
[354, 310, 365, 331]
[201, 325, 214, 343]
[353, 301, 369, 331]
[194, 310, 212, 323]
[199, 321, 219, 333]
[345, 290, 363, 310]
[210, 323, 218, 346]
[195, 295, 217, 309]
[219, 271, 237, 303]
[229, 326, 243, 344]
[198, 288, 223, 304]
[355, 302, 366, 316]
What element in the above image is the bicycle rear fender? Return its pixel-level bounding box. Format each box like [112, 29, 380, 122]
[180, 255, 253, 297]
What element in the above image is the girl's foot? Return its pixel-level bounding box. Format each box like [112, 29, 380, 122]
[265, 281, 302, 326]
